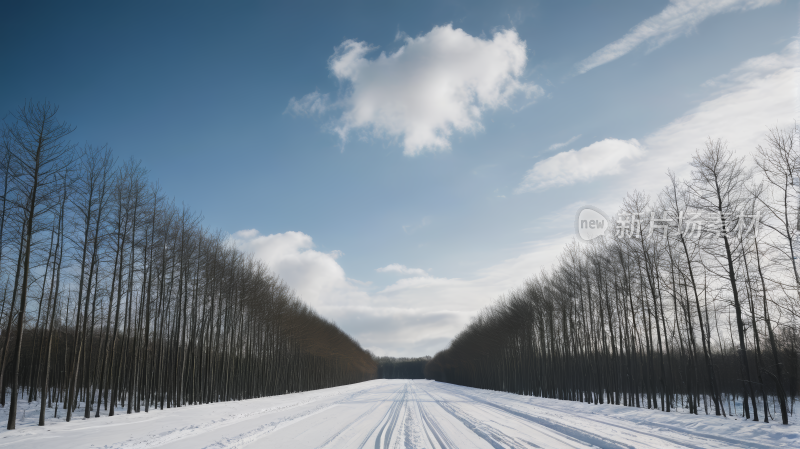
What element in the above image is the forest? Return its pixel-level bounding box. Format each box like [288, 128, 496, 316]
[426, 127, 800, 425]
[0, 101, 377, 430]
[375, 356, 429, 379]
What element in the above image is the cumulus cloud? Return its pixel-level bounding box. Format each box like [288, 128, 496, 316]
[292, 24, 542, 156]
[231, 227, 571, 356]
[376, 263, 429, 277]
[547, 134, 582, 152]
[245, 41, 797, 357]
[516, 138, 643, 192]
[577, 0, 780, 74]
[230, 229, 358, 308]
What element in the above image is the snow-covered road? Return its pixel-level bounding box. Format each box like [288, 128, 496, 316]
[1, 379, 797, 448]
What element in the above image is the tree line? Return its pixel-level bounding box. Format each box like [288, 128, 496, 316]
[426, 127, 800, 425]
[375, 356, 429, 379]
[0, 101, 376, 430]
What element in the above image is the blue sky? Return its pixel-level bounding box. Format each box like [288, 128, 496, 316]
[2, 0, 797, 356]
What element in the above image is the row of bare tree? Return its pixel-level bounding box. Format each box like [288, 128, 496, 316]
[0, 101, 376, 430]
[375, 356, 430, 379]
[426, 127, 800, 425]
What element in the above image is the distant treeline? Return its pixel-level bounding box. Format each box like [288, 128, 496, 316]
[375, 356, 430, 379]
[0, 101, 376, 430]
[427, 128, 800, 425]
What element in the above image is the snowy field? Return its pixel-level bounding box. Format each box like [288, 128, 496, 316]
[0, 379, 798, 448]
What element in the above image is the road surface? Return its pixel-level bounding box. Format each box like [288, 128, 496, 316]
[1, 379, 795, 448]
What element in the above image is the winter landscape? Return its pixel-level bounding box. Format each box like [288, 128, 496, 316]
[1, 1, 799, 448]
[0, 380, 796, 448]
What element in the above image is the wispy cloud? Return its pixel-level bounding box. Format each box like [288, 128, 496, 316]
[522, 39, 797, 195]
[286, 91, 330, 116]
[624, 39, 799, 192]
[291, 24, 543, 156]
[547, 134, 581, 151]
[576, 0, 780, 74]
[516, 138, 643, 192]
[319, 306, 467, 357]
[402, 217, 431, 234]
[701, 39, 799, 91]
[377, 263, 429, 277]
[521, 38, 797, 201]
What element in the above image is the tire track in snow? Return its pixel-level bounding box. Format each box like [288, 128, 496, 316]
[426, 382, 632, 449]
[411, 382, 452, 449]
[421, 385, 512, 449]
[376, 383, 405, 449]
[530, 403, 775, 449]
[214, 383, 391, 449]
[107, 383, 384, 448]
[358, 382, 407, 449]
[353, 382, 406, 449]
[437, 385, 636, 449]
[206, 401, 339, 448]
[5, 380, 793, 448]
[431, 383, 629, 448]
[314, 385, 387, 448]
[503, 396, 779, 449]
[438, 383, 776, 449]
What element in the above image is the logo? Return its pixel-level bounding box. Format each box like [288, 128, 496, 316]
[575, 205, 611, 241]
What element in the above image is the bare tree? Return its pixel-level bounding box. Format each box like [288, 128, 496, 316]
[3, 101, 75, 429]
[0, 102, 381, 431]
[428, 132, 799, 426]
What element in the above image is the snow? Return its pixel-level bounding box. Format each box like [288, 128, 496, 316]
[0, 379, 797, 448]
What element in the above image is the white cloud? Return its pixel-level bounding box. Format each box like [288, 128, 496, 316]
[230, 229, 364, 308]
[293, 24, 542, 156]
[242, 41, 797, 357]
[626, 39, 798, 192]
[516, 138, 643, 192]
[548, 134, 582, 151]
[379, 275, 462, 295]
[702, 39, 799, 91]
[375, 235, 574, 311]
[520, 40, 797, 195]
[357, 235, 573, 354]
[577, 0, 780, 74]
[318, 306, 466, 357]
[376, 263, 429, 277]
[231, 227, 571, 356]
